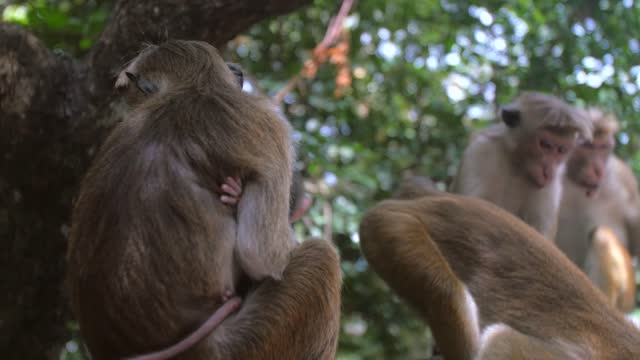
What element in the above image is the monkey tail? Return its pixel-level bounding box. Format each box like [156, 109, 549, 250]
[123, 297, 242, 360]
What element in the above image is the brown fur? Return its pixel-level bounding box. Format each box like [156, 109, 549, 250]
[451, 92, 592, 239]
[66, 40, 341, 359]
[360, 181, 640, 359]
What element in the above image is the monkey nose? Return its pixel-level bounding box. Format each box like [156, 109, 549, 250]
[535, 174, 549, 188]
[594, 168, 603, 180]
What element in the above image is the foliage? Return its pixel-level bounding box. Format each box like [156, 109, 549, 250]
[237, 1, 640, 357]
[5, 0, 640, 358]
[3, 0, 109, 54]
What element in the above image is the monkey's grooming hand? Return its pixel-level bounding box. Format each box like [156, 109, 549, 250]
[290, 194, 312, 223]
[220, 176, 243, 207]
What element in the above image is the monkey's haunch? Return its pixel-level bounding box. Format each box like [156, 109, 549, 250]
[124, 296, 242, 360]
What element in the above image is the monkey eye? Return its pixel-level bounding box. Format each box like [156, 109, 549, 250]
[226, 63, 244, 88]
[125, 72, 158, 95]
[539, 138, 553, 150]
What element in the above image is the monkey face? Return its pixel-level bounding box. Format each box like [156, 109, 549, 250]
[522, 129, 576, 188]
[567, 136, 614, 197]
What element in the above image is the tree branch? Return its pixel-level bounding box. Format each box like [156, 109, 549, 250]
[273, 0, 355, 104]
[0, 23, 89, 135]
[86, 0, 313, 104]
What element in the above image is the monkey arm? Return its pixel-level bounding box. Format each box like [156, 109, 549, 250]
[359, 200, 480, 359]
[209, 240, 341, 359]
[235, 178, 296, 281]
[216, 100, 297, 281]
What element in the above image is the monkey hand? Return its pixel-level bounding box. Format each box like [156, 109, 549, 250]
[290, 193, 312, 223]
[220, 176, 243, 207]
[221, 289, 235, 302]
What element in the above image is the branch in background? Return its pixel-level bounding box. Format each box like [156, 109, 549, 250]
[0, 0, 17, 13]
[87, 0, 313, 106]
[273, 0, 355, 104]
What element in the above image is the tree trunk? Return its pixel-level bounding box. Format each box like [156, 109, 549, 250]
[0, 0, 310, 358]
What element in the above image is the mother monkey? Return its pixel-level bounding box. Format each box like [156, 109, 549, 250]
[66, 40, 341, 360]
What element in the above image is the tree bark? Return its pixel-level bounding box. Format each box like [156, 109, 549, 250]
[0, 0, 310, 358]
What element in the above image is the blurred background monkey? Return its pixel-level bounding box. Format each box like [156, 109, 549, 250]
[451, 92, 592, 239]
[556, 108, 640, 311]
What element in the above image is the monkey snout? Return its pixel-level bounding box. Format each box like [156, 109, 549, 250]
[593, 166, 603, 181]
[582, 181, 600, 198]
[531, 171, 549, 188]
[536, 166, 553, 188]
[581, 167, 603, 194]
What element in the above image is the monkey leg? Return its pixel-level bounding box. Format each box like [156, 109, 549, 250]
[360, 201, 480, 360]
[207, 240, 341, 360]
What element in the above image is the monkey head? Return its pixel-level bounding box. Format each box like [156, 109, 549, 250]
[500, 92, 593, 189]
[566, 108, 618, 197]
[114, 41, 244, 104]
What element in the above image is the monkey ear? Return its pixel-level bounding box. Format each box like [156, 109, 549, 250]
[226, 63, 244, 88]
[500, 106, 521, 128]
[125, 72, 158, 95]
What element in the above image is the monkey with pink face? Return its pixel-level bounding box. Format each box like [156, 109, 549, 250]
[451, 92, 592, 239]
[556, 108, 639, 312]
